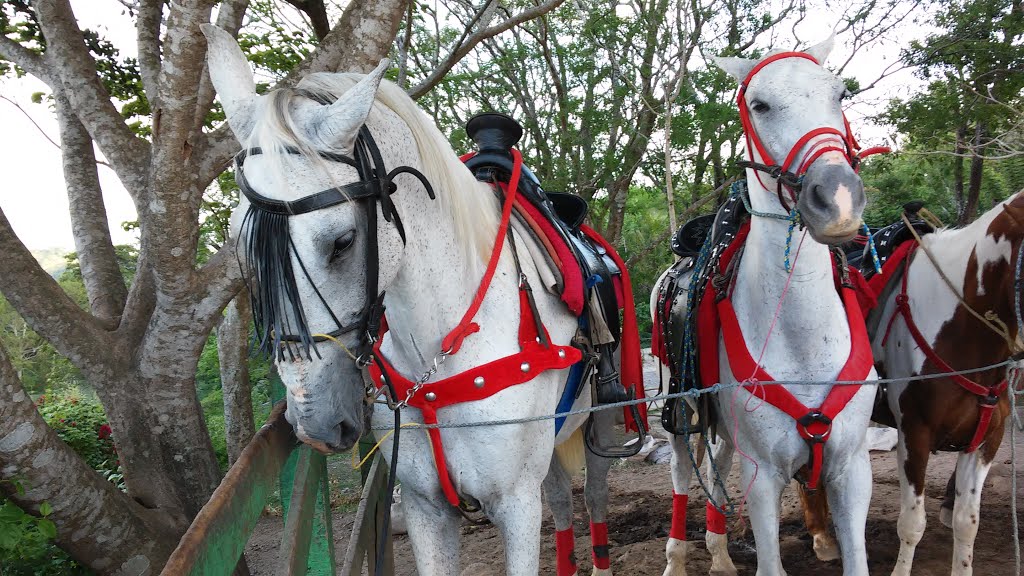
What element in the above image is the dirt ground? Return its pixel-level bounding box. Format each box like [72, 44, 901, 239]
[247, 425, 1024, 576]
[245, 357, 1024, 575]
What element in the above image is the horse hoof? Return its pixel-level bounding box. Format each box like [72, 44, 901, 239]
[591, 568, 612, 576]
[939, 505, 953, 529]
[813, 534, 841, 562]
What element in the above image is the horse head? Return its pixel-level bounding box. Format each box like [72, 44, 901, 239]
[715, 36, 867, 245]
[204, 24, 412, 453]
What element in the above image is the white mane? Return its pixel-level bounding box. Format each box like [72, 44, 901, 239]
[245, 72, 500, 271]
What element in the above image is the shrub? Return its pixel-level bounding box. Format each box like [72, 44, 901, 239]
[35, 389, 119, 481]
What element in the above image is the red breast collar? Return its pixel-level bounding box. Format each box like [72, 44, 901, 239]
[368, 271, 580, 507]
[698, 221, 874, 490]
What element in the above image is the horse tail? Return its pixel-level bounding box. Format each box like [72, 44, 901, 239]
[555, 427, 585, 475]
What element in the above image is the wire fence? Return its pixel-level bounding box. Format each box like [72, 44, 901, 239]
[370, 358, 1022, 431]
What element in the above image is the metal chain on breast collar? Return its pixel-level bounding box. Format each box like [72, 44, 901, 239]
[399, 348, 453, 408]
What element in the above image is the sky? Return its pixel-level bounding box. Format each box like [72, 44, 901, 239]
[0, 1, 932, 252]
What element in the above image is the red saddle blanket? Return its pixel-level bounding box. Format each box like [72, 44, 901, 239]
[513, 198, 647, 432]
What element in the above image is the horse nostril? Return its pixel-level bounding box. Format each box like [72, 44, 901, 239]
[808, 184, 831, 213]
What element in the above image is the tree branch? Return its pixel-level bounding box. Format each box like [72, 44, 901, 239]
[196, 0, 409, 180]
[137, 0, 163, 107]
[54, 91, 129, 325]
[192, 0, 250, 135]
[0, 35, 54, 85]
[0, 94, 63, 153]
[189, 241, 245, 327]
[283, 0, 331, 40]
[34, 0, 151, 199]
[408, 0, 568, 99]
[0, 206, 117, 376]
[0, 344, 177, 573]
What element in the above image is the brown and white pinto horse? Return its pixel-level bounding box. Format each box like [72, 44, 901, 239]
[802, 190, 1023, 576]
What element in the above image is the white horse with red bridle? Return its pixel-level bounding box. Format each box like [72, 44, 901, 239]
[652, 37, 885, 575]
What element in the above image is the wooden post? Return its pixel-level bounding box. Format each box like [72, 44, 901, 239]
[276, 379, 337, 576]
[341, 455, 394, 575]
[160, 404, 294, 576]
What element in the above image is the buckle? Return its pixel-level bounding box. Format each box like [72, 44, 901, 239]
[979, 393, 1000, 406]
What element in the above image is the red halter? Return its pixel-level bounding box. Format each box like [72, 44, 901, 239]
[737, 52, 890, 209]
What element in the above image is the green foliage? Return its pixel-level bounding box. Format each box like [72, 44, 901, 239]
[35, 389, 119, 478]
[0, 387, 119, 576]
[0, 482, 87, 576]
[60, 245, 138, 286]
[196, 331, 274, 470]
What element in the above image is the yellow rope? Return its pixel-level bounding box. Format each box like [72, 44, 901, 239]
[901, 213, 1022, 354]
[311, 333, 358, 361]
[351, 423, 423, 470]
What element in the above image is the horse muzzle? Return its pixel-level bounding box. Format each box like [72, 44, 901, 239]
[798, 162, 865, 245]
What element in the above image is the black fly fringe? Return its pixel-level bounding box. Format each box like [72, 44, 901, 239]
[241, 205, 316, 361]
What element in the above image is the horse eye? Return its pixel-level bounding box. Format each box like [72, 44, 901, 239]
[751, 100, 771, 113]
[330, 231, 356, 262]
[840, 89, 853, 101]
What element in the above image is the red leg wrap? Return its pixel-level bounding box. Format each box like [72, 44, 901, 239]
[590, 521, 610, 570]
[706, 501, 727, 535]
[670, 492, 688, 540]
[555, 527, 578, 576]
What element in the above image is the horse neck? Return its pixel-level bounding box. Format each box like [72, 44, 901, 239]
[904, 200, 1024, 363]
[731, 173, 851, 385]
[381, 177, 512, 373]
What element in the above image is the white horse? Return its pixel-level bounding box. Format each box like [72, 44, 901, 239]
[204, 24, 618, 576]
[653, 37, 878, 576]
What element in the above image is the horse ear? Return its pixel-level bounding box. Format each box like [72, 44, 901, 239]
[201, 24, 257, 141]
[310, 59, 390, 152]
[712, 56, 758, 83]
[804, 34, 836, 65]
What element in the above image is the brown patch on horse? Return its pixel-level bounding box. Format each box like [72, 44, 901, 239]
[896, 202, 1021, 489]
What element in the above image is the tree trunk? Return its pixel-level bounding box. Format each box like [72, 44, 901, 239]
[0, 344, 177, 574]
[664, 85, 679, 233]
[217, 295, 255, 466]
[55, 91, 128, 326]
[954, 123, 967, 219]
[961, 122, 986, 225]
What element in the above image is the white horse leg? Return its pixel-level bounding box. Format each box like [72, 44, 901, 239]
[823, 448, 871, 576]
[543, 453, 579, 576]
[950, 450, 993, 576]
[400, 487, 463, 576]
[890, 429, 929, 576]
[704, 437, 738, 576]
[663, 433, 695, 576]
[743, 462, 787, 576]
[490, 484, 545, 576]
[584, 416, 616, 576]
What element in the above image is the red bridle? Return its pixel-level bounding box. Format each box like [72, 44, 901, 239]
[736, 51, 890, 211]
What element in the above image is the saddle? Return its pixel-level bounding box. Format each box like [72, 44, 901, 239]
[463, 112, 647, 456]
[656, 193, 749, 435]
[857, 201, 935, 280]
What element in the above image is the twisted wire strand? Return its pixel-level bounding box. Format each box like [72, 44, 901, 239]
[369, 358, 1015, 431]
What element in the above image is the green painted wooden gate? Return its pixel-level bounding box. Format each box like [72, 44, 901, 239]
[159, 399, 393, 575]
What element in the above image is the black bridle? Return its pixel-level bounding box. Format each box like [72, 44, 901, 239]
[235, 124, 435, 362]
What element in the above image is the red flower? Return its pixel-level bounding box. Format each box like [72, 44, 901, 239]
[98, 424, 113, 439]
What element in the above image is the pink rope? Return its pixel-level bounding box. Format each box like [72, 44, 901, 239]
[730, 230, 808, 523]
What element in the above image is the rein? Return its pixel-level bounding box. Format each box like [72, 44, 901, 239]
[735, 51, 890, 212]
